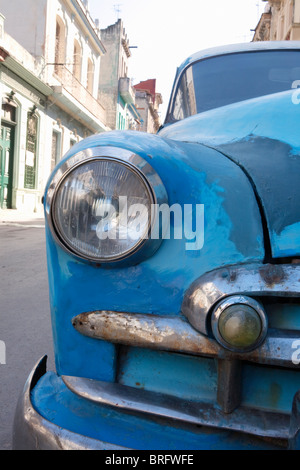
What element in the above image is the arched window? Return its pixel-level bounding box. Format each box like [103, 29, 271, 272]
[55, 16, 66, 77]
[87, 58, 94, 95]
[73, 39, 81, 81]
[280, 14, 285, 39]
[288, 0, 294, 32]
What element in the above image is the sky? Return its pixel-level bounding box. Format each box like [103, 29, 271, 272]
[88, 0, 267, 120]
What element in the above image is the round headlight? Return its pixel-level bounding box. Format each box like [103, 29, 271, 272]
[211, 295, 268, 353]
[51, 157, 155, 262]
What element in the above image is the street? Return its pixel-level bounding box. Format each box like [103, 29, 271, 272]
[0, 212, 55, 450]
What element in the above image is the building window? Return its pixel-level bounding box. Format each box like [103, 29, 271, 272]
[1, 101, 16, 123]
[289, 0, 294, 28]
[55, 17, 66, 77]
[24, 113, 38, 189]
[73, 40, 81, 81]
[280, 15, 285, 39]
[87, 58, 94, 94]
[70, 129, 78, 147]
[118, 112, 126, 130]
[51, 131, 61, 172]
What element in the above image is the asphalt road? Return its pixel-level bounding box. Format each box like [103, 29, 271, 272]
[0, 218, 55, 450]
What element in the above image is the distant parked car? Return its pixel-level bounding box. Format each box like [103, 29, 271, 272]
[13, 41, 300, 450]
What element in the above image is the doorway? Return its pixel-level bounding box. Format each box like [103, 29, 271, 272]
[0, 123, 14, 209]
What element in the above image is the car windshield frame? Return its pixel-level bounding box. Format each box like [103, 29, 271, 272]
[165, 49, 300, 124]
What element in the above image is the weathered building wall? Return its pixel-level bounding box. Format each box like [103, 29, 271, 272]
[98, 22, 121, 130]
[0, 0, 107, 213]
[1, 0, 47, 59]
[98, 19, 135, 130]
[134, 79, 162, 133]
[253, 0, 300, 41]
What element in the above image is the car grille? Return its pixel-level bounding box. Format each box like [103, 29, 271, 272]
[69, 302, 300, 448]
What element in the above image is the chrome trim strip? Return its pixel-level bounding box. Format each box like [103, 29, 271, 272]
[62, 374, 290, 441]
[44, 146, 168, 265]
[12, 356, 129, 450]
[72, 311, 300, 369]
[182, 263, 300, 335]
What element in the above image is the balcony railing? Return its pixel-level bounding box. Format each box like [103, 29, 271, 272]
[54, 65, 106, 124]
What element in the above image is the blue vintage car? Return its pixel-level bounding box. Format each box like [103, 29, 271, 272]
[13, 41, 300, 450]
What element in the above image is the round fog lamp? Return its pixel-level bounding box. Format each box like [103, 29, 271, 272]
[211, 296, 267, 353]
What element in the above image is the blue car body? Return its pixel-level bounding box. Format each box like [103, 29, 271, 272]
[13, 41, 300, 450]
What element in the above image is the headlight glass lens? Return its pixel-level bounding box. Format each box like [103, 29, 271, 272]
[52, 159, 153, 261]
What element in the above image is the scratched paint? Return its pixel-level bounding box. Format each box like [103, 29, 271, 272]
[40, 86, 298, 450]
[16, 41, 300, 450]
[160, 90, 300, 258]
[159, 88, 300, 152]
[31, 371, 280, 450]
[272, 222, 300, 257]
[242, 363, 300, 414]
[44, 131, 264, 380]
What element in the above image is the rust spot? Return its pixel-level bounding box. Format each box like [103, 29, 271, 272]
[221, 269, 229, 279]
[220, 269, 237, 282]
[259, 265, 285, 286]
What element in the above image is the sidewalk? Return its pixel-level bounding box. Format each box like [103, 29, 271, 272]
[0, 208, 45, 226]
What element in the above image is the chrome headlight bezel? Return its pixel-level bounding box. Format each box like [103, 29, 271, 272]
[45, 146, 168, 265]
[211, 295, 268, 353]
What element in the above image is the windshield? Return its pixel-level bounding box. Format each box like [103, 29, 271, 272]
[166, 50, 300, 123]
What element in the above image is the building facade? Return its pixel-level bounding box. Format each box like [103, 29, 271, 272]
[134, 79, 163, 133]
[0, 1, 163, 213]
[0, 17, 52, 212]
[0, 0, 108, 213]
[98, 19, 141, 131]
[253, 0, 300, 41]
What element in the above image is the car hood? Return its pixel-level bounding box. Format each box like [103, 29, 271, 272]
[159, 89, 300, 259]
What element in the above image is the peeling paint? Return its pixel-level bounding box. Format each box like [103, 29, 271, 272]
[272, 222, 300, 257]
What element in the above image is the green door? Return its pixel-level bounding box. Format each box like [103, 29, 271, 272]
[0, 124, 14, 209]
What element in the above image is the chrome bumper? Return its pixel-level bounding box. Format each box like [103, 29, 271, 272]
[12, 356, 127, 450]
[12, 356, 300, 450]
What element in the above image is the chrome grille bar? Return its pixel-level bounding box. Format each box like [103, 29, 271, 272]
[62, 374, 290, 441]
[182, 263, 300, 335]
[72, 311, 300, 369]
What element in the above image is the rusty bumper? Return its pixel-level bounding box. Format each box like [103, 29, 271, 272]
[12, 356, 127, 450]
